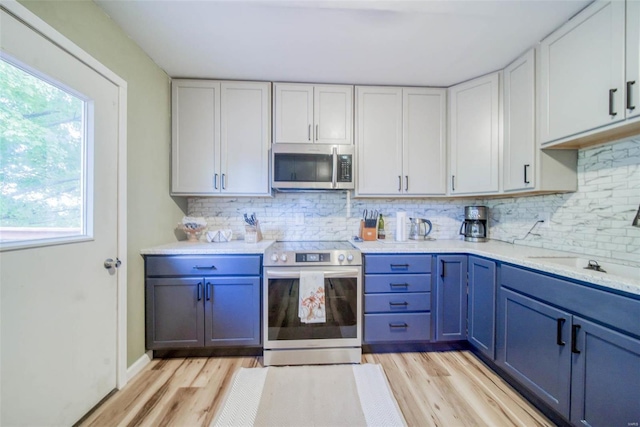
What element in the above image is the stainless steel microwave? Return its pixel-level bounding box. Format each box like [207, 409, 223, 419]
[271, 144, 355, 191]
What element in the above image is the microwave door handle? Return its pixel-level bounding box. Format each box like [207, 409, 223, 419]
[265, 269, 360, 279]
[331, 146, 338, 189]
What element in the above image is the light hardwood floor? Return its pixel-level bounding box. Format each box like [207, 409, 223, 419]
[80, 351, 553, 427]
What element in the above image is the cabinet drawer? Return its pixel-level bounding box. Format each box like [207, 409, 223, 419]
[146, 255, 261, 277]
[364, 255, 431, 274]
[364, 313, 431, 343]
[365, 274, 431, 293]
[365, 292, 431, 313]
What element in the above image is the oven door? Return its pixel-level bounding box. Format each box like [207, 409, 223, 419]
[263, 267, 362, 349]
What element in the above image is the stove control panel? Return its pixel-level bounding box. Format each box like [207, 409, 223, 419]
[264, 249, 361, 266]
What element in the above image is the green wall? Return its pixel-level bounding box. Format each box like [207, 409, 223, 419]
[18, 0, 187, 366]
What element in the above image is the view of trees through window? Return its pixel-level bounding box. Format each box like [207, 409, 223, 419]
[0, 57, 86, 244]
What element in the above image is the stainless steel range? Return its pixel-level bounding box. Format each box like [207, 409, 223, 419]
[263, 241, 362, 366]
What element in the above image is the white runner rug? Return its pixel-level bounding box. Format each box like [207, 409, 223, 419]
[212, 364, 407, 427]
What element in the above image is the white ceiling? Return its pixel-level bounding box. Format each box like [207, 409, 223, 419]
[95, 0, 592, 87]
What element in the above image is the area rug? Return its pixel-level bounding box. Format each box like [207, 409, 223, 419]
[212, 364, 407, 426]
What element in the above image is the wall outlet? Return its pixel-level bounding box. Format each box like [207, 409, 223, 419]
[294, 213, 304, 225]
[538, 213, 551, 228]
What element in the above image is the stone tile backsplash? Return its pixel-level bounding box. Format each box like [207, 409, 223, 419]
[188, 137, 640, 264]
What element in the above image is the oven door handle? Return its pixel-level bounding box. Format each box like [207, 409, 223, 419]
[265, 269, 360, 279]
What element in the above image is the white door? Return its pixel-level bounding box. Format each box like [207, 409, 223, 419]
[1, 9, 121, 426]
[172, 80, 220, 194]
[274, 83, 313, 143]
[220, 81, 271, 195]
[314, 85, 353, 145]
[449, 73, 500, 195]
[403, 87, 447, 195]
[503, 49, 536, 192]
[539, 0, 625, 144]
[356, 86, 403, 196]
[627, 0, 640, 119]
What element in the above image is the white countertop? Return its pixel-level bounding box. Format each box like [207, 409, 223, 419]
[140, 238, 640, 296]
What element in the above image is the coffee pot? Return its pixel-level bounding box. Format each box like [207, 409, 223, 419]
[409, 218, 432, 240]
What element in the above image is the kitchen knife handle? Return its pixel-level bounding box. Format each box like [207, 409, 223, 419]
[197, 282, 203, 301]
[398, 176, 402, 192]
[609, 88, 618, 117]
[524, 164, 530, 184]
[556, 318, 566, 346]
[571, 324, 581, 354]
[405, 175, 409, 191]
[627, 81, 636, 110]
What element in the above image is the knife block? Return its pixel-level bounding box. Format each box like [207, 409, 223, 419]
[244, 221, 263, 243]
[360, 220, 377, 241]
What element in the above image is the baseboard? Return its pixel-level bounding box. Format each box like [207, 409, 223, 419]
[126, 350, 152, 382]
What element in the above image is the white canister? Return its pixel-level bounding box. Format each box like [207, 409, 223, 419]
[395, 212, 407, 241]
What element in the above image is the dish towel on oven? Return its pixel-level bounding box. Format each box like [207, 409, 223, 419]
[298, 271, 326, 323]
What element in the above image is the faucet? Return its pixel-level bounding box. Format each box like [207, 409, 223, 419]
[633, 205, 640, 227]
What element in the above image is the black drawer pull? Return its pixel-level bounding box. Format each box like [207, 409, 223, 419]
[571, 324, 581, 354]
[389, 301, 409, 306]
[609, 88, 618, 116]
[390, 263, 409, 269]
[194, 265, 216, 270]
[389, 283, 409, 288]
[389, 322, 409, 328]
[524, 164, 530, 184]
[556, 318, 566, 346]
[628, 81, 636, 110]
[197, 282, 203, 301]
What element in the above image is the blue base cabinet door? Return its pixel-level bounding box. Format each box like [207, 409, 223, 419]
[467, 256, 496, 359]
[570, 317, 640, 427]
[435, 255, 468, 341]
[497, 288, 572, 418]
[205, 277, 261, 347]
[146, 278, 205, 349]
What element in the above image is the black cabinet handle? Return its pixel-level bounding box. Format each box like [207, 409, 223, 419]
[398, 175, 402, 192]
[452, 175, 456, 192]
[389, 301, 409, 307]
[556, 318, 566, 346]
[194, 265, 216, 270]
[524, 164, 530, 184]
[197, 282, 203, 301]
[571, 324, 581, 354]
[609, 88, 618, 116]
[627, 81, 636, 110]
[214, 174, 219, 190]
[405, 175, 409, 191]
[390, 264, 409, 269]
[206, 282, 212, 301]
[440, 260, 445, 278]
[389, 322, 408, 328]
[222, 173, 226, 190]
[389, 283, 409, 288]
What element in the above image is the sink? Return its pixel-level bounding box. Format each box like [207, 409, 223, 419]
[528, 256, 640, 281]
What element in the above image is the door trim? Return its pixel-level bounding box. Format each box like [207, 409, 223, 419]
[2, 0, 129, 389]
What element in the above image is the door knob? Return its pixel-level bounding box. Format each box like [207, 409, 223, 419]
[104, 258, 122, 269]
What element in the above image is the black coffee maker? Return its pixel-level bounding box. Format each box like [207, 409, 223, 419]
[460, 206, 488, 242]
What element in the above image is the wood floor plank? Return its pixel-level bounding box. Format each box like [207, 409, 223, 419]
[81, 351, 552, 427]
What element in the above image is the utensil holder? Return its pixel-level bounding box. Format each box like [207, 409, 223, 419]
[244, 221, 263, 243]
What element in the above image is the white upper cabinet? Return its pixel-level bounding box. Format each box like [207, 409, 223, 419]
[356, 86, 446, 196]
[503, 49, 536, 192]
[172, 80, 220, 194]
[449, 73, 500, 195]
[274, 83, 353, 144]
[356, 86, 403, 195]
[539, 1, 626, 144]
[171, 79, 271, 196]
[627, 0, 640, 119]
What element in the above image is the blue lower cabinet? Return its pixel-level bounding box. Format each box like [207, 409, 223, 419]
[364, 313, 431, 343]
[497, 288, 572, 418]
[467, 256, 496, 359]
[435, 255, 468, 341]
[204, 277, 261, 347]
[570, 317, 640, 427]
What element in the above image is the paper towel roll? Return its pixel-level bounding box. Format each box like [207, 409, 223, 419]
[396, 212, 407, 241]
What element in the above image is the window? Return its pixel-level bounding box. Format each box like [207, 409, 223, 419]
[0, 56, 89, 247]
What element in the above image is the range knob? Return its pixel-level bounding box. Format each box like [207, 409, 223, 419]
[338, 254, 345, 262]
[347, 254, 354, 262]
[270, 254, 279, 262]
[280, 254, 288, 262]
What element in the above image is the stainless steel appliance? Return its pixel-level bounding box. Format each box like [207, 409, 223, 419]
[409, 218, 432, 240]
[460, 206, 488, 242]
[271, 144, 354, 191]
[263, 241, 362, 366]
